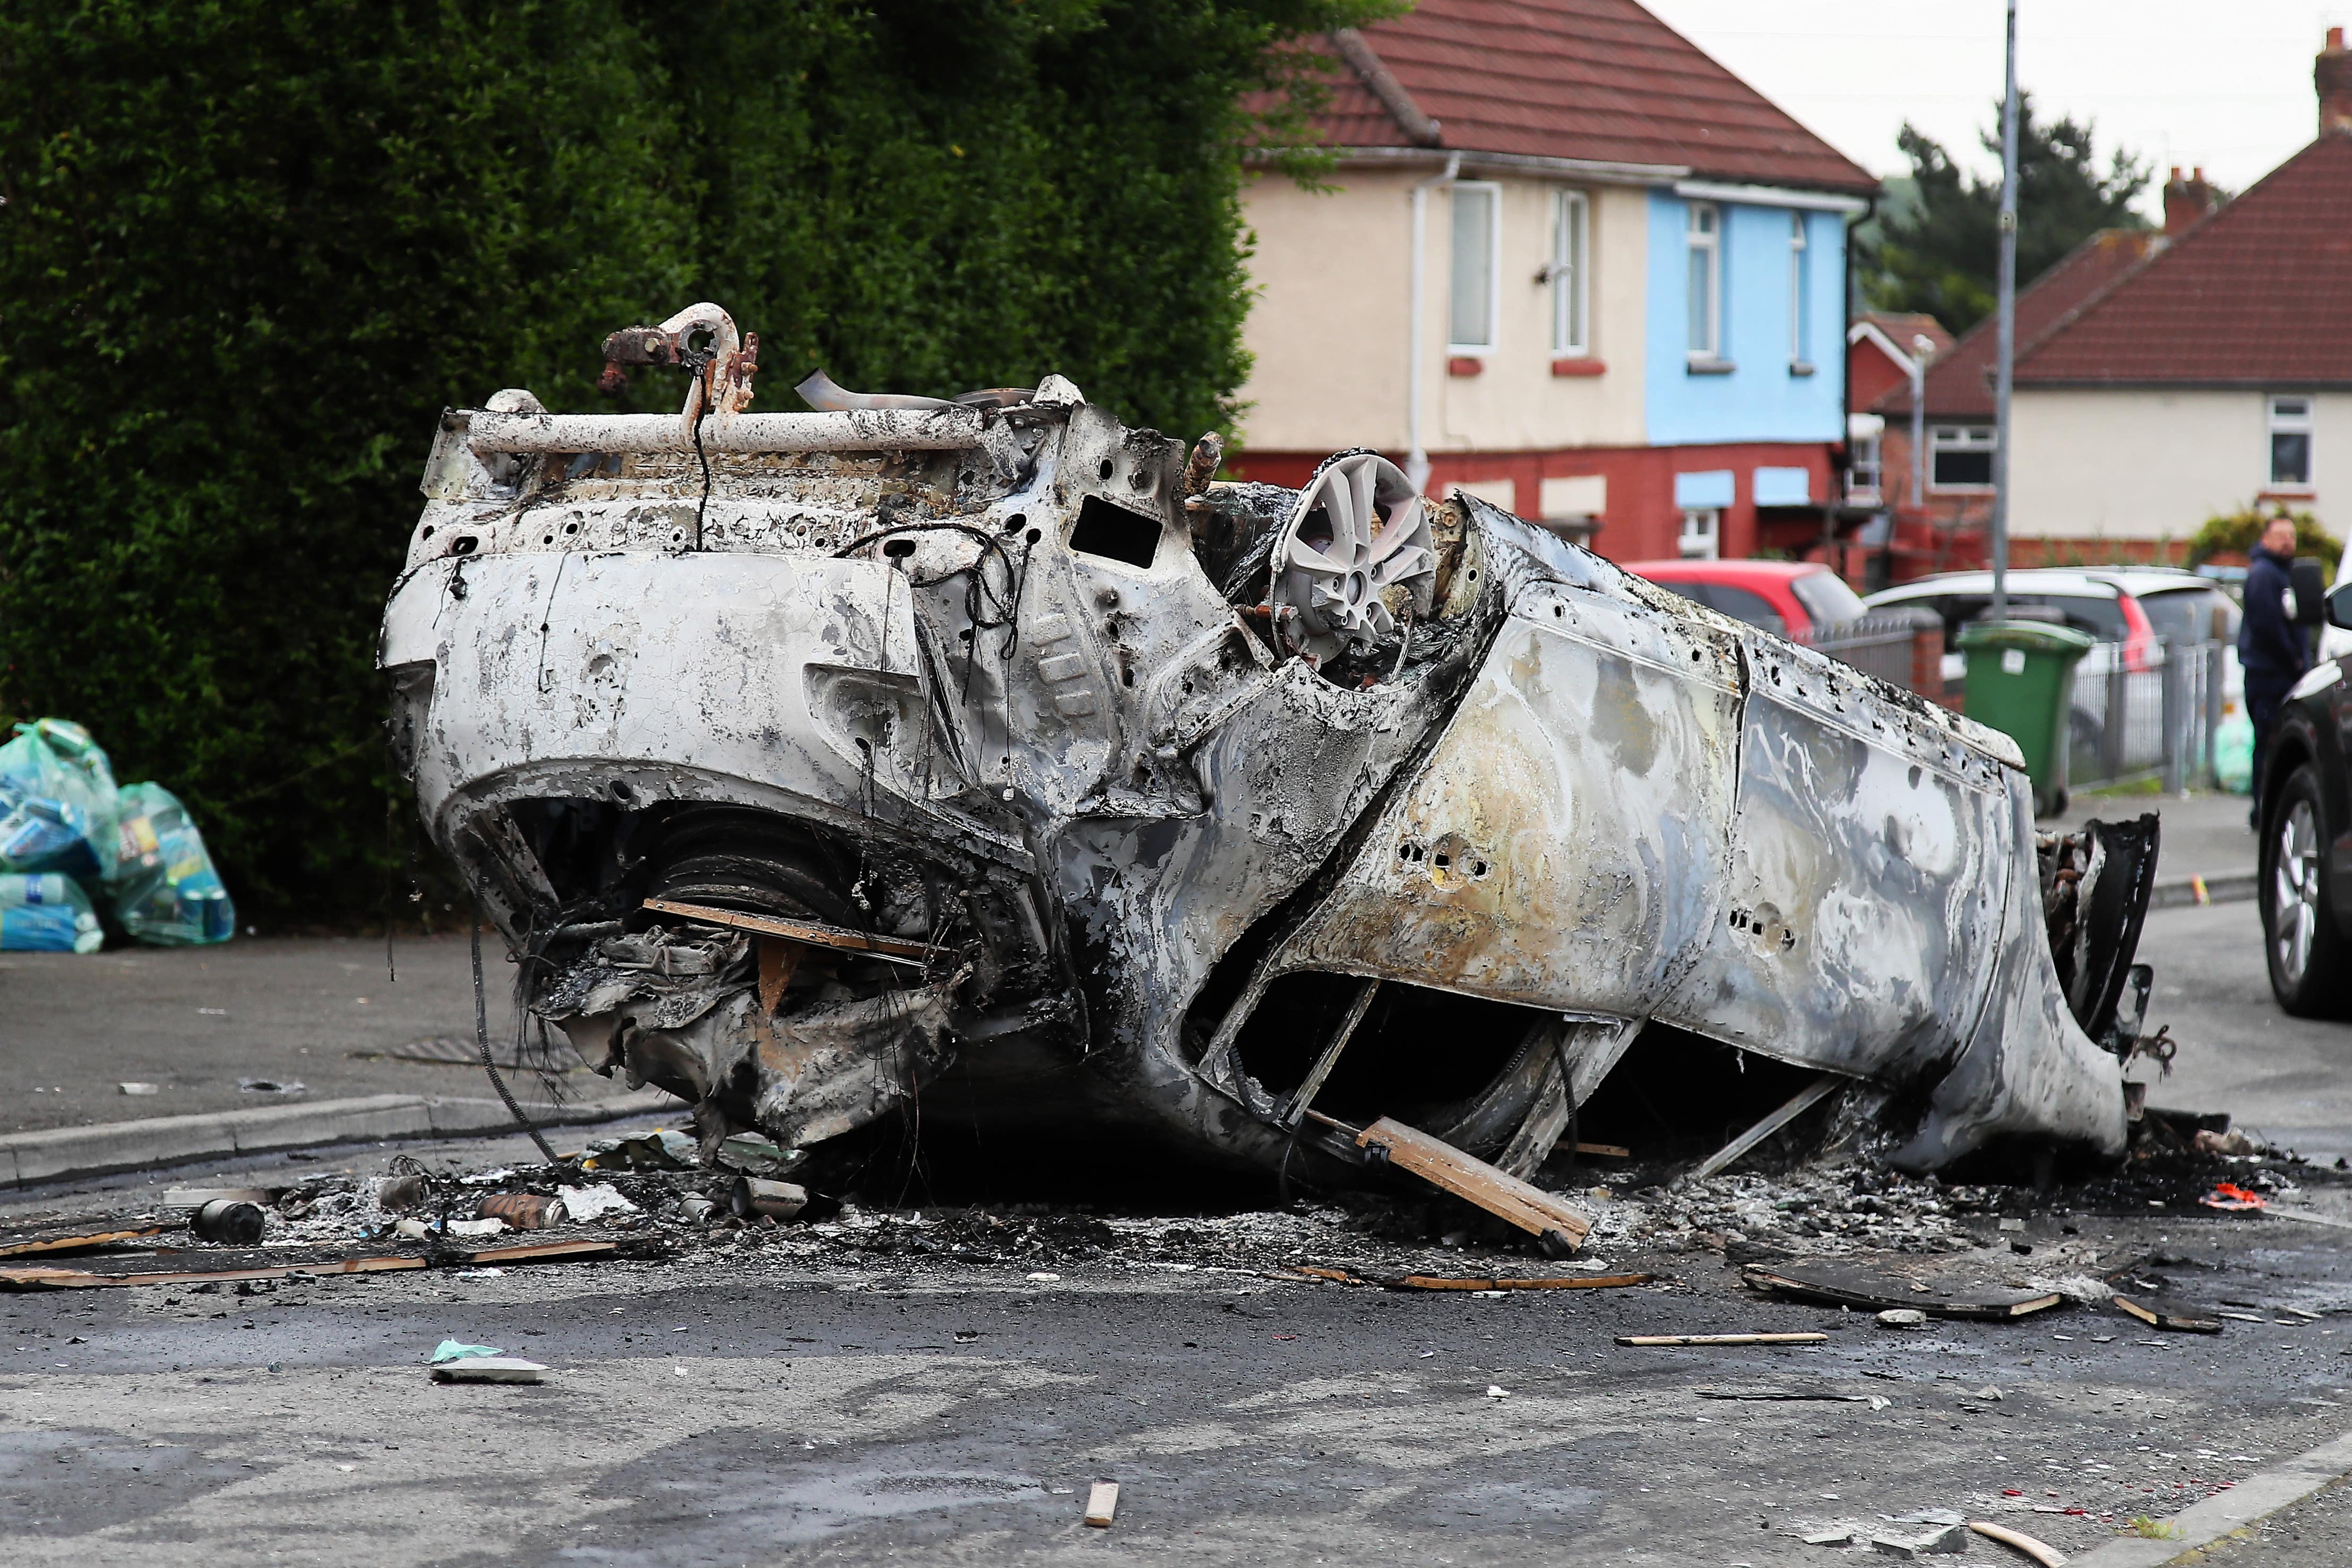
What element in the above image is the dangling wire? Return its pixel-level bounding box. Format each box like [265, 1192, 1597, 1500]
[473, 903, 559, 1164]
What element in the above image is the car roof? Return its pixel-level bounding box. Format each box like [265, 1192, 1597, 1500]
[1865, 569, 2119, 602]
[2072, 567, 2216, 596]
[1618, 559, 1825, 582]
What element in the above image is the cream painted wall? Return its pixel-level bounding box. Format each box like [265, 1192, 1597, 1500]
[1235, 170, 1648, 455]
[1435, 182, 1648, 452]
[1234, 168, 1415, 452]
[2010, 388, 2337, 541]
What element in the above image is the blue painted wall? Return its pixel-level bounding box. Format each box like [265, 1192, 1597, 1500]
[1642, 192, 1848, 447]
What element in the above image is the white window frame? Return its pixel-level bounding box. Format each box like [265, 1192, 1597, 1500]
[1448, 181, 1503, 355]
[1686, 202, 1722, 363]
[1847, 433, 1882, 502]
[2269, 394, 2315, 489]
[1928, 424, 1996, 493]
[1549, 189, 1590, 357]
[1678, 507, 1721, 559]
[1787, 211, 1812, 371]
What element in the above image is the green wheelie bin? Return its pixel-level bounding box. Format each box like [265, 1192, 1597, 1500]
[1957, 619, 2097, 817]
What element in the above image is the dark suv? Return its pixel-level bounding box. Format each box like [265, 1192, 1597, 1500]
[2258, 580, 2352, 1012]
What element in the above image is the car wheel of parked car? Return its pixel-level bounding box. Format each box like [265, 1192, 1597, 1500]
[2262, 765, 2352, 1016]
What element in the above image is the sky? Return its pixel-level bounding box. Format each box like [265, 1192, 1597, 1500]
[1643, 1, 2347, 208]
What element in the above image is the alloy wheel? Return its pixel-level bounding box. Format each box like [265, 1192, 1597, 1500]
[2275, 798, 2322, 986]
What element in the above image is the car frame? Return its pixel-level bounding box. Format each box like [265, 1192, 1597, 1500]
[2259, 578, 2352, 1014]
[378, 302, 2153, 1186]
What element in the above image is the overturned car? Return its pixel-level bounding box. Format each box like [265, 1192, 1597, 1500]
[381, 303, 2157, 1197]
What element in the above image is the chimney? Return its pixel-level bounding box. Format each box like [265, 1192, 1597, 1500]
[2163, 165, 2218, 235]
[2319, 25, 2352, 134]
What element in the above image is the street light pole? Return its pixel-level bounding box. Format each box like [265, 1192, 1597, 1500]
[1909, 335, 1929, 525]
[1991, 0, 2019, 624]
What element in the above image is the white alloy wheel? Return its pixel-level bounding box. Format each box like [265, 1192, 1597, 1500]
[1271, 453, 1435, 664]
[2275, 796, 2322, 986]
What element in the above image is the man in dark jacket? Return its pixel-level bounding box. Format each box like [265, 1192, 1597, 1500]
[2241, 514, 2310, 824]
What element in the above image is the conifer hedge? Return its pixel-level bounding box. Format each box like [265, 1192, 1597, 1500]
[0, 0, 1374, 921]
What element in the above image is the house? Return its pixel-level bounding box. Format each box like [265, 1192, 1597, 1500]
[1843, 312, 1949, 506]
[1866, 230, 2161, 574]
[1880, 29, 2352, 570]
[1229, 0, 1879, 562]
[2004, 35, 2352, 555]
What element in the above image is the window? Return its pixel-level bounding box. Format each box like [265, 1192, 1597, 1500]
[1678, 508, 1720, 559]
[1847, 433, 1882, 502]
[1686, 202, 1721, 361]
[1788, 568, 1866, 628]
[1449, 183, 1500, 352]
[2270, 395, 2314, 487]
[1787, 212, 1812, 371]
[1928, 424, 1995, 490]
[1549, 191, 1589, 356]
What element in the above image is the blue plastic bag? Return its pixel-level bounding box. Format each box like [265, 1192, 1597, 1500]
[0, 872, 104, 953]
[107, 782, 235, 945]
[0, 718, 118, 879]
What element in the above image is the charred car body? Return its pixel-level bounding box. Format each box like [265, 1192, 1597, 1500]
[381, 304, 2155, 1192]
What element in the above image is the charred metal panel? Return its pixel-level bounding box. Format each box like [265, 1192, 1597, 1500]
[1278, 578, 1744, 1022]
[1656, 634, 2013, 1081]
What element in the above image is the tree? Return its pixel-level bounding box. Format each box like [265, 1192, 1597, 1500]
[1860, 93, 2151, 335]
[0, 0, 1384, 925]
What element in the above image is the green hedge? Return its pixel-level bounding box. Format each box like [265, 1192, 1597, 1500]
[0, 0, 1377, 924]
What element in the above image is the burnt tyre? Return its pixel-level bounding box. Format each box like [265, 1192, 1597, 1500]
[2262, 764, 2352, 1016]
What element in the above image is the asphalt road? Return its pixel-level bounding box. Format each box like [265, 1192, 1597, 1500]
[4, 1121, 2352, 1566]
[2133, 897, 2352, 1165]
[1, 788, 2346, 1563]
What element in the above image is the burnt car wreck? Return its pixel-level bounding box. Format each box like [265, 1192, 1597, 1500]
[381, 303, 2159, 1214]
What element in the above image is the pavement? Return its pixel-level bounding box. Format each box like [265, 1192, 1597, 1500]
[0, 934, 677, 1188]
[1, 935, 538, 1135]
[2052, 785, 2260, 906]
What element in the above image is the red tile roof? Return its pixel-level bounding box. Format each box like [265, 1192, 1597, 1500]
[1869, 230, 2161, 419]
[1857, 313, 1953, 360]
[1314, 0, 1877, 194]
[2015, 132, 2352, 387]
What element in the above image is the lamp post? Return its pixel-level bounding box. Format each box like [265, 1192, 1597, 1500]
[1991, 0, 2019, 623]
[1908, 333, 1931, 521]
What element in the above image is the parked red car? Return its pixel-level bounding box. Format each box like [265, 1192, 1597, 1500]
[1618, 558, 1868, 641]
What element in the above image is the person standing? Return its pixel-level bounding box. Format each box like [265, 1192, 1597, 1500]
[2241, 513, 2310, 826]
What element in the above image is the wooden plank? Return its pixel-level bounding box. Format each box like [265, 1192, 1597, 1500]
[1616, 1332, 1829, 1347]
[1280, 978, 1380, 1128]
[1966, 1521, 2067, 1566]
[461, 1239, 619, 1267]
[1356, 1117, 1591, 1247]
[1685, 1075, 1842, 1183]
[1084, 1480, 1119, 1528]
[1395, 1271, 1651, 1293]
[0, 1224, 171, 1260]
[642, 898, 944, 962]
[0, 1254, 425, 1291]
[2113, 1294, 2222, 1334]
[1288, 1263, 1653, 1292]
[1574, 1142, 1632, 1159]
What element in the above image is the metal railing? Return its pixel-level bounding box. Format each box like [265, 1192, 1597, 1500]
[2066, 637, 2229, 792]
[1806, 610, 1939, 692]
